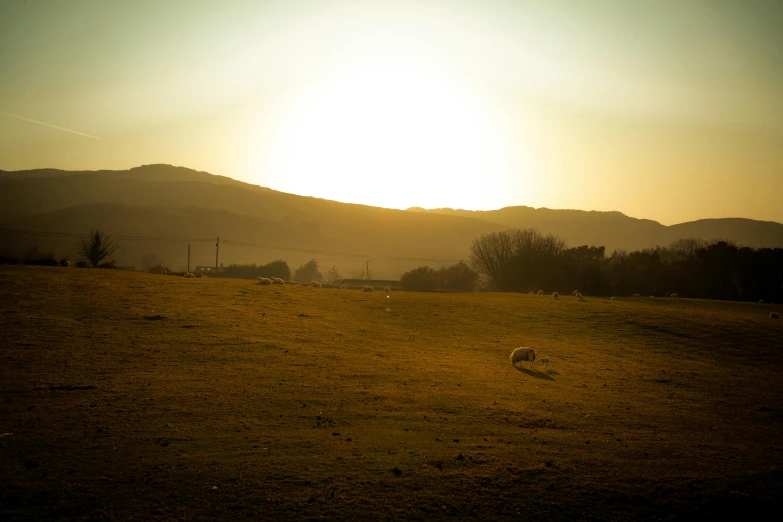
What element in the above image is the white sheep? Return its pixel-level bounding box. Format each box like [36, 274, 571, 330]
[257, 277, 272, 285]
[537, 290, 544, 295]
[184, 272, 196, 278]
[528, 291, 535, 295]
[362, 285, 374, 292]
[538, 356, 552, 369]
[670, 293, 679, 298]
[61, 260, 70, 268]
[610, 297, 617, 300]
[272, 277, 285, 284]
[553, 292, 559, 299]
[160, 269, 167, 275]
[340, 284, 347, 289]
[572, 290, 579, 296]
[576, 292, 585, 302]
[311, 281, 322, 288]
[632, 293, 641, 297]
[510, 347, 537, 370]
[384, 286, 391, 293]
[771, 312, 780, 319]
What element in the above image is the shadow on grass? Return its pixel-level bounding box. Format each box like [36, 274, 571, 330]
[513, 366, 555, 380]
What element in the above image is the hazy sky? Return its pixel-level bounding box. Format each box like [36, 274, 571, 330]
[1, 0, 782, 225]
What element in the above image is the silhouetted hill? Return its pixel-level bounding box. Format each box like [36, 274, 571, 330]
[1, 165, 781, 275]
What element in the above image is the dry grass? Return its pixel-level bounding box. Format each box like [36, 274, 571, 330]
[1, 266, 782, 520]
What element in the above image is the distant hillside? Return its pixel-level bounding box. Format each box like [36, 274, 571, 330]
[1, 164, 782, 275]
[412, 206, 783, 251]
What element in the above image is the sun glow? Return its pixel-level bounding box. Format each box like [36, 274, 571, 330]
[258, 59, 518, 210]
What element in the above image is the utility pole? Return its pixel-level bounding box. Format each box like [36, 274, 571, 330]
[187, 244, 191, 274]
[365, 260, 370, 280]
[215, 237, 219, 273]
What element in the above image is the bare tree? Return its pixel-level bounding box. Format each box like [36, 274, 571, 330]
[327, 265, 342, 283]
[77, 229, 119, 267]
[669, 238, 707, 261]
[470, 228, 567, 282]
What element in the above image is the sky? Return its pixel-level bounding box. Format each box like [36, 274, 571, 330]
[1, 0, 782, 225]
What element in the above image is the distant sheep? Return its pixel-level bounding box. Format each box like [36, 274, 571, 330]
[538, 356, 552, 369]
[384, 286, 391, 293]
[184, 273, 196, 278]
[510, 347, 537, 370]
[257, 277, 272, 285]
[670, 293, 679, 298]
[61, 260, 70, 268]
[537, 290, 544, 295]
[576, 292, 585, 302]
[553, 292, 559, 300]
[610, 297, 617, 300]
[272, 277, 285, 284]
[311, 281, 322, 288]
[362, 285, 374, 292]
[528, 291, 535, 295]
[771, 312, 780, 319]
[572, 290, 579, 296]
[632, 293, 641, 297]
[200, 275, 208, 279]
[759, 299, 766, 304]
[160, 269, 167, 275]
[339, 284, 347, 289]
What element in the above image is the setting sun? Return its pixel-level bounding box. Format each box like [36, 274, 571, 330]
[261, 60, 516, 210]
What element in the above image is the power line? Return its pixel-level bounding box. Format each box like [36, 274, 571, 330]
[0, 227, 464, 264]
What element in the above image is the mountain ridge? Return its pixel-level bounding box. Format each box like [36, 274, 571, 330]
[1, 164, 781, 275]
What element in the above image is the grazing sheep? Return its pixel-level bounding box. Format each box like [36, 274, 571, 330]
[576, 292, 584, 302]
[272, 277, 285, 284]
[537, 290, 544, 295]
[61, 260, 70, 268]
[610, 297, 617, 300]
[384, 286, 391, 293]
[184, 272, 196, 278]
[771, 313, 780, 319]
[510, 347, 537, 370]
[538, 356, 552, 369]
[257, 277, 272, 285]
[572, 290, 579, 296]
[528, 291, 535, 295]
[670, 293, 679, 298]
[553, 292, 559, 300]
[160, 269, 167, 275]
[311, 281, 322, 288]
[632, 293, 641, 297]
[340, 284, 347, 289]
[362, 285, 374, 292]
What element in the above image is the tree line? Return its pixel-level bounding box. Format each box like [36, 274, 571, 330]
[398, 229, 782, 302]
[4, 227, 781, 303]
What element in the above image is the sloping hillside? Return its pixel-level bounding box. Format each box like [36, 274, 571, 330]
[1, 164, 782, 275]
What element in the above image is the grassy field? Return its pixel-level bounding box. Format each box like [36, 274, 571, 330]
[1, 266, 781, 520]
